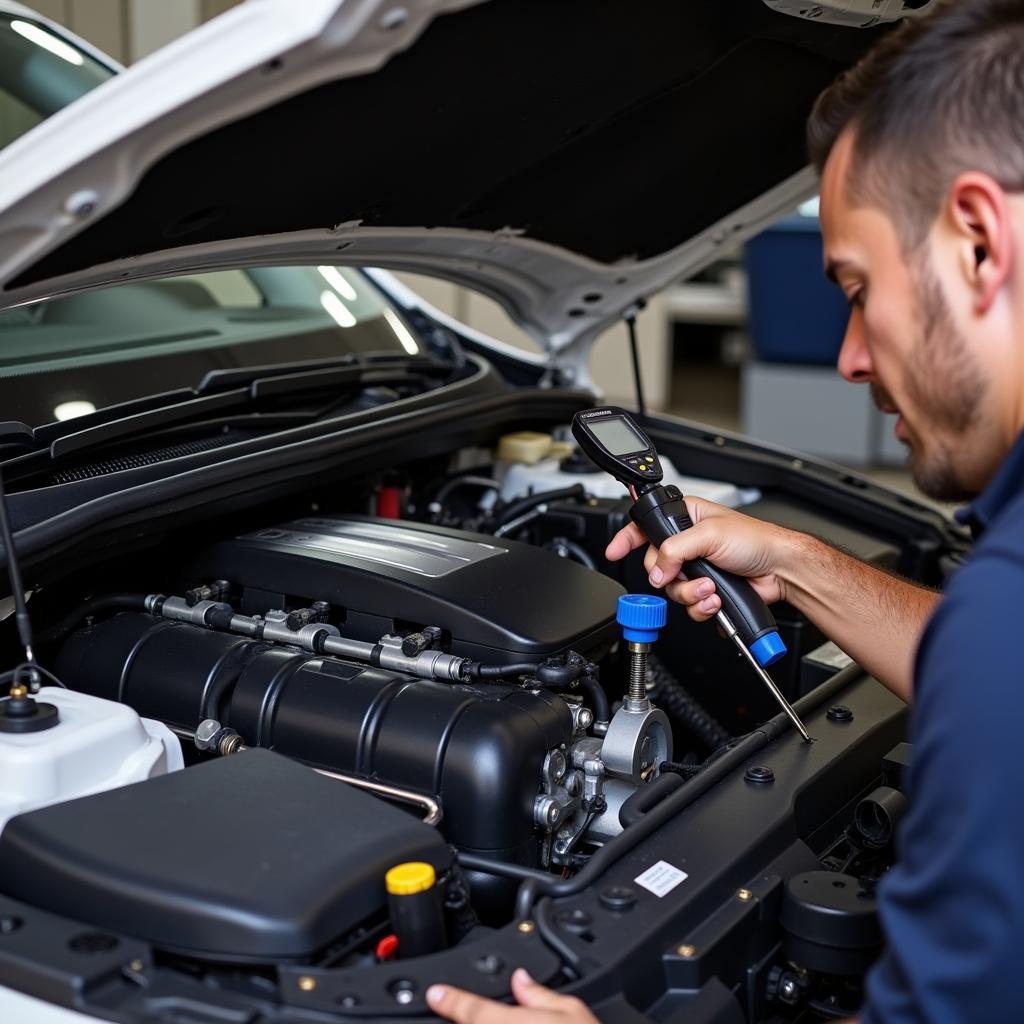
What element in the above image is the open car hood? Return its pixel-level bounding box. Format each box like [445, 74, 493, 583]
[0, 0, 923, 359]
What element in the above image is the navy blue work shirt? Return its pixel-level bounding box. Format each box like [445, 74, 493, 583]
[862, 430, 1024, 1024]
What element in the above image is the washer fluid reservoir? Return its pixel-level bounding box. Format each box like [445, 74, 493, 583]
[0, 688, 182, 833]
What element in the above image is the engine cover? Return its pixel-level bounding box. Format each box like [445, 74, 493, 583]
[56, 613, 574, 869]
[0, 749, 451, 961]
[179, 516, 624, 664]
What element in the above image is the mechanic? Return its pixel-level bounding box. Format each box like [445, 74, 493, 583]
[427, 2, 1024, 1021]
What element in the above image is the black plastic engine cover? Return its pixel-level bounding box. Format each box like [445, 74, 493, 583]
[0, 749, 451, 961]
[56, 612, 574, 865]
[180, 516, 624, 663]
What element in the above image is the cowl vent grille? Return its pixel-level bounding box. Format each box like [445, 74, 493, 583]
[50, 434, 240, 484]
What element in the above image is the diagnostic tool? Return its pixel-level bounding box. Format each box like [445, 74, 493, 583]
[572, 406, 812, 742]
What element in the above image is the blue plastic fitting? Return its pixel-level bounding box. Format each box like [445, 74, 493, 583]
[750, 631, 787, 668]
[616, 594, 668, 644]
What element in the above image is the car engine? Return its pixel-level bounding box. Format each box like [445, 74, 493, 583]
[0, 425, 931, 1023]
[55, 517, 668, 896]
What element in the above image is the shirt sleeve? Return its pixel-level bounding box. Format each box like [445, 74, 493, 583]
[861, 549, 1024, 1024]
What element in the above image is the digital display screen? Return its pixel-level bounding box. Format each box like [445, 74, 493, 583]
[588, 416, 648, 456]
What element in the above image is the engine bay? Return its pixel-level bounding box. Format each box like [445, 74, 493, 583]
[0, 419, 945, 1022]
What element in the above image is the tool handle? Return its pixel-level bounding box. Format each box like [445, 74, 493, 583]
[629, 485, 786, 666]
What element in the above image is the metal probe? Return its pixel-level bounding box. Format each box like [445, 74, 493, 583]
[715, 610, 812, 742]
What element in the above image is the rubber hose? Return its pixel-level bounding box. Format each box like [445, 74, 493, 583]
[495, 484, 586, 528]
[433, 474, 501, 507]
[578, 675, 610, 725]
[647, 652, 731, 751]
[470, 662, 540, 679]
[618, 772, 684, 828]
[36, 593, 149, 644]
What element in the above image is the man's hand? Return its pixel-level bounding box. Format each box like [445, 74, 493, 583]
[605, 496, 796, 621]
[427, 968, 598, 1024]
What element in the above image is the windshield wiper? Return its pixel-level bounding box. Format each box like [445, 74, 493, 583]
[196, 353, 442, 396]
[6, 355, 450, 467]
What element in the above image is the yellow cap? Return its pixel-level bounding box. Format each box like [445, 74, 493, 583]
[385, 861, 436, 896]
[496, 431, 553, 465]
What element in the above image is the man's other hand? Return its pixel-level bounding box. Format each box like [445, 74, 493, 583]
[427, 968, 598, 1024]
[605, 496, 797, 621]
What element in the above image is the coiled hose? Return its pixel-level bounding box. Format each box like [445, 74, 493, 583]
[646, 652, 731, 751]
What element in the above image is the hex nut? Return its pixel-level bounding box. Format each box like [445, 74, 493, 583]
[194, 719, 223, 751]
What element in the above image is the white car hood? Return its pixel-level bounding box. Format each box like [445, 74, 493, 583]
[0, 0, 912, 358]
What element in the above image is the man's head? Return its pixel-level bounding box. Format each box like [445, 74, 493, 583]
[808, 0, 1024, 501]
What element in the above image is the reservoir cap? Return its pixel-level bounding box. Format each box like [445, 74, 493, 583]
[385, 861, 436, 896]
[617, 594, 668, 643]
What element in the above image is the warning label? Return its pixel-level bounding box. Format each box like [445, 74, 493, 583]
[633, 860, 689, 898]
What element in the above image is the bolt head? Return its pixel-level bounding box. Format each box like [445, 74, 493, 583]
[517, 920, 535, 934]
[128, 959, 144, 973]
[577, 708, 593, 731]
[736, 888, 754, 902]
[194, 719, 222, 750]
[298, 976, 317, 992]
[827, 704, 854, 722]
[676, 944, 697, 957]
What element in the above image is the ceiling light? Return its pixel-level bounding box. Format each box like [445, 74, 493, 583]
[10, 20, 84, 66]
[383, 308, 419, 355]
[320, 290, 356, 328]
[798, 196, 820, 218]
[53, 400, 96, 421]
[317, 266, 357, 301]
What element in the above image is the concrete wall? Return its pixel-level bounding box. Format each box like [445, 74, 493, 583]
[31, 0, 671, 408]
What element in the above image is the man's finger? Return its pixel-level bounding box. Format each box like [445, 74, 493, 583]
[510, 969, 570, 1011]
[665, 577, 717, 608]
[427, 985, 515, 1024]
[511, 971, 597, 1022]
[647, 521, 719, 587]
[665, 579, 720, 621]
[605, 522, 648, 562]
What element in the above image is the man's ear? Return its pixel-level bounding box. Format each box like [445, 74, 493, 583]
[947, 172, 1013, 314]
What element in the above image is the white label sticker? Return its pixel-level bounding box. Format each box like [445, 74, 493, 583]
[633, 860, 689, 898]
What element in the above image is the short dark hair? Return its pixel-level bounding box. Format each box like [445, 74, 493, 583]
[807, 0, 1024, 250]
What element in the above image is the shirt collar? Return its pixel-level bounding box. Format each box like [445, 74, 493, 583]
[955, 429, 1024, 535]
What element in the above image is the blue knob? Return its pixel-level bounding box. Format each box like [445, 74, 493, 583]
[617, 594, 668, 643]
[750, 631, 787, 667]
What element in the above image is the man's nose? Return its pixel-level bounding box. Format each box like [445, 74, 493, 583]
[836, 311, 874, 383]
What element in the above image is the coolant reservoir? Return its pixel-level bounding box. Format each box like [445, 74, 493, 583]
[498, 452, 760, 509]
[0, 688, 182, 833]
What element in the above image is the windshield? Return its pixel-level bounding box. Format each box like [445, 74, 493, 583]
[0, 266, 425, 428]
[0, 13, 114, 150]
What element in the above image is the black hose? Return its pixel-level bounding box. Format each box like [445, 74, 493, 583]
[514, 664, 861, 921]
[467, 661, 541, 680]
[618, 772, 684, 828]
[36, 593, 149, 645]
[456, 852, 553, 885]
[578, 676, 610, 725]
[546, 538, 596, 570]
[433, 475, 501, 507]
[646, 653, 732, 751]
[494, 484, 586, 528]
